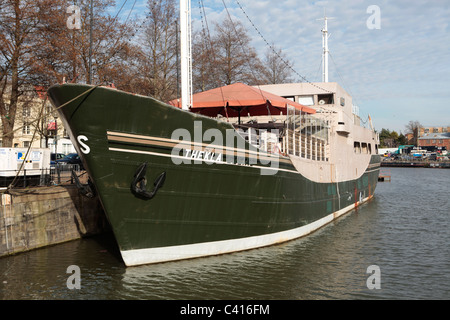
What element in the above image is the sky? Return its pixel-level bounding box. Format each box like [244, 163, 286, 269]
[114, 0, 450, 134]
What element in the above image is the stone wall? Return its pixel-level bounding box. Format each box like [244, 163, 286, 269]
[0, 185, 107, 257]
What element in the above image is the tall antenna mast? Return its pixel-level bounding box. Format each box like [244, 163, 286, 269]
[180, 0, 192, 110]
[318, 14, 333, 83]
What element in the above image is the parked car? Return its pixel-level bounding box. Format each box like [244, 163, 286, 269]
[50, 153, 65, 166]
[56, 153, 84, 170]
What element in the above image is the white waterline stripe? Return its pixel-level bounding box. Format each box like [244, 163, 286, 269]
[121, 195, 372, 266]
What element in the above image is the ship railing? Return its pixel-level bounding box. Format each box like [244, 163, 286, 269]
[283, 106, 329, 161]
[233, 122, 284, 155]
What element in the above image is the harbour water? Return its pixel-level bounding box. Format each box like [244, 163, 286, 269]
[0, 167, 448, 300]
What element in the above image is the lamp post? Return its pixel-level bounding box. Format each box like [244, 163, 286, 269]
[88, 0, 93, 84]
[54, 116, 58, 155]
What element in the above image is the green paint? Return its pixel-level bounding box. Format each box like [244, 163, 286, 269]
[48, 84, 381, 253]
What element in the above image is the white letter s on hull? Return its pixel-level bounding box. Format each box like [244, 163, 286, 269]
[77, 135, 90, 154]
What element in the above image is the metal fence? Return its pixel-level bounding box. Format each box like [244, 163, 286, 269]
[0, 164, 84, 188]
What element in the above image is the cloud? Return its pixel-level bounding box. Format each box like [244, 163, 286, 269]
[123, 0, 450, 132]
[216, 0, 450, 132]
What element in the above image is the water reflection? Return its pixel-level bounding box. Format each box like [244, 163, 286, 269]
[119, 205, 379, 300]
[1, 168, 449, 300]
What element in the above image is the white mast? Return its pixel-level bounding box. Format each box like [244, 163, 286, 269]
[319, 15, 333, 83]
[180, 0, 192, 110]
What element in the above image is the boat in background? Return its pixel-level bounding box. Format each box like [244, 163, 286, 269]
[47, 4, 380, 266]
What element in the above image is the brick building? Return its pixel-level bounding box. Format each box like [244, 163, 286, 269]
[418, 132, 450, 151]
[419, 126, 450, 136]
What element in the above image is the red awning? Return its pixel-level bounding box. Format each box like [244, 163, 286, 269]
[168, 82, 315, 117]
[47, 121, 56, 131]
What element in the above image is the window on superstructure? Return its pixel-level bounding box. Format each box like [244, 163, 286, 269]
[298, 95, 314, 106]
[368, 143, 372, 154]
[318, 94, 334, 105]
[361, 143, 368, 154]
[354, 141, 361, 153]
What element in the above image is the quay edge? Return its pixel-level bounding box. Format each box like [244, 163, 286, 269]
[0, 185, 108, 258]
[381, 160, 450, 168]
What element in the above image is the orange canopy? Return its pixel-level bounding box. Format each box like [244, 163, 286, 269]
[168, 82, 315, 118]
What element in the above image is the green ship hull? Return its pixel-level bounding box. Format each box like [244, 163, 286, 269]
[48, 84, 380, 266]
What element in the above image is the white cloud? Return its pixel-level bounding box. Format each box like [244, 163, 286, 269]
[223, 0, 450, 132]
[120, 0, 450, 132]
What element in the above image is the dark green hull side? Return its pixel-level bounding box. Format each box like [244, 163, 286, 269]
[48, 84, 380, 266]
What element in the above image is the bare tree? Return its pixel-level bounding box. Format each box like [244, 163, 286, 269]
[0, 0, 41, 147]
[405, 120, 422, 146]
[0, 0, 140, 147]
[32, 0, 138, 86]
[260, 45, 294, 84]
[133, 0, 178, 102]
[192, 30, 217, 93]
[212, 18, 261, 86]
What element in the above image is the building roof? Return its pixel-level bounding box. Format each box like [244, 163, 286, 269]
[419, 132, 450, 140]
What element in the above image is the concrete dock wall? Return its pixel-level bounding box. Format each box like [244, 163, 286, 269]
[0, 186, 107, 257]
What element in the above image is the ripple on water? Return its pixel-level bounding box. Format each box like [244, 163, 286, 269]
[1, 168, 449, 299]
